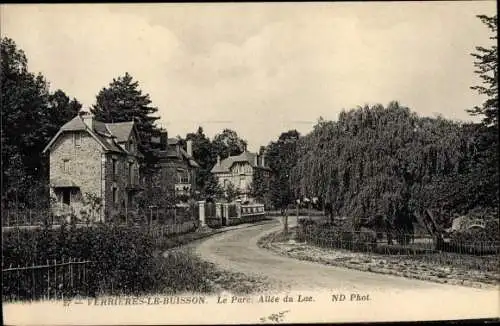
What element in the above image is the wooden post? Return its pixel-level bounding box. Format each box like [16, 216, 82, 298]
[32, 262, 35, 301]
[17, 264, 20, 301]
[53, 259, 57, 300]
[198, 201, 206, 227]
[46, 260, 50, 300]
[70, 258, 73, 289]
[83, 261, 86, 297]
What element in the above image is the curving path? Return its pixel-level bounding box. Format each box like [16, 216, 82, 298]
[194, 217, 499, 296]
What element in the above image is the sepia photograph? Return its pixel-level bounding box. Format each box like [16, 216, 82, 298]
[1, 2, 498, 325]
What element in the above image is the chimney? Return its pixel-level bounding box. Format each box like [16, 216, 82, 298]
[261, 154, 265, 167]
[254, 154, 258, 166]
[160, 131, 168, 150]
[186, 140, 193, 157]
[79, 108, 94, 130]
[217, 155, 221, 165]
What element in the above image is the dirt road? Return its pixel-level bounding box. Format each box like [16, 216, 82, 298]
[194, 218, 499, 295]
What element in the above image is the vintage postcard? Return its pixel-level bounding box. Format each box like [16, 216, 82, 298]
[1, 2, 498, 325]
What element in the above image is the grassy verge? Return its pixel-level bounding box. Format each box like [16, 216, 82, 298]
[258, 228, 499, 289]
[159, 248, 274, 295]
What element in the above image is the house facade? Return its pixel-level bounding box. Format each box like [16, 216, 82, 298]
[148, 132, 199, 202]
[42, 110, 142, 221]
[210, 151, 271, 201]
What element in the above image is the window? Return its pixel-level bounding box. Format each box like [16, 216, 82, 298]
[112, 187, 118, 205]
[63, 159, 70, 173]
[74, 133, 81, 147]
[177, 169, 189, 184]
[128, 162, 133, 184]
[112, 159, 118, 179]
[240, 176, 245, 189]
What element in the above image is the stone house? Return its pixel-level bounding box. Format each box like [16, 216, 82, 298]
[210, 151, 271, 201]
[148, 132, 199, 202]
[42, 110, 142, 221]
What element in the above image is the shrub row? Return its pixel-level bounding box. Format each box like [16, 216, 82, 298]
[2, 222, 220, 301]
[296, 219, 500, 255]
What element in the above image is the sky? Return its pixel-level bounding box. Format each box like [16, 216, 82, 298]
[1, 2, 497, 151]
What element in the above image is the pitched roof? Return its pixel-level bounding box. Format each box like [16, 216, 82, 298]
[211, 151, 269, 173]
[105, 121, 135, 143]
[42, 114, 140, 156]
[157, 144, 200, 168]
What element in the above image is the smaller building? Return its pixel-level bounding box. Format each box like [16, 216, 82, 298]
[148, 133, 200, 202]
[211, 151, 271, 202]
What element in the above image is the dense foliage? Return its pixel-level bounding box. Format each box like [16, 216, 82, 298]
[91, 72, 161, 173]
[184, 127, 247, 199]
[1, 37, 82, 208]
[291, 101, 497, 236]
[265, 130, 300, 212]
[185, 127, 223, 199]
[468, 15, 498, 128]
[2, 223, 215, 299]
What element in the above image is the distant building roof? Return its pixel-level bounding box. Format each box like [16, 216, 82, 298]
[211, 151, 269, 173]
[105, 121, 136, 143]
[157, 139, 200, 168]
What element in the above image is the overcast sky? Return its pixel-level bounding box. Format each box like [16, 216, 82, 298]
[1, 2, 496, 151]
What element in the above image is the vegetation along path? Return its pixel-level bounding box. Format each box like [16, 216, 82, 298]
[194, 217, 499, 298]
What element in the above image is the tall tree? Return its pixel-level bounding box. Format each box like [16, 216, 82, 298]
[1, 37, 81, 207]
[266, 130, 300, 233]
[291, 103, 471, 243]
[91, 72, 161, 171]
[211, 128, 248, 160]
[468, 15, 498, 128]
[185, 126, 222, 198]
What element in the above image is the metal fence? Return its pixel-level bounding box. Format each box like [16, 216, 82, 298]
[145, 221, 198, 241]
[296, 227, 500, 271]
[241, 204, 265, 217]
[2, 258, 93, 302]
[2, 205, 199, 228]
[2, 209, 69, 227]
[228, 204, 238, 218]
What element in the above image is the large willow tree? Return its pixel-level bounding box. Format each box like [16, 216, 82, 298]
[291, 102, 473, 237]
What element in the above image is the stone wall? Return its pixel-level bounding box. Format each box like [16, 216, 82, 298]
[103, 153, 140, 220]
[49, 132, 103, 216]
[49, 131, 140, 221]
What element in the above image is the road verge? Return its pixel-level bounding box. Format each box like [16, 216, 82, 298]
[258, 229, 499, 290]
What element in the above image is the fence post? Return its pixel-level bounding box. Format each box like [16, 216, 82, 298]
[54, 259, 57, 300]
[216, 203, 222, 224]
[198, 201, 206, 227]
[236, 199, 242, 219]
[223, 203, 229, 226]
[47, 260, 50, 300]
[17, 264, 20, 301]
[32, 262, 36, 301]
[70, 258, 74, 290]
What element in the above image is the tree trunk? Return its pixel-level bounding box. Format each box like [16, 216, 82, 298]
[282, 207, 289, 234]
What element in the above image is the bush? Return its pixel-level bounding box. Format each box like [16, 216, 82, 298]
[2, 223, 212, 300]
